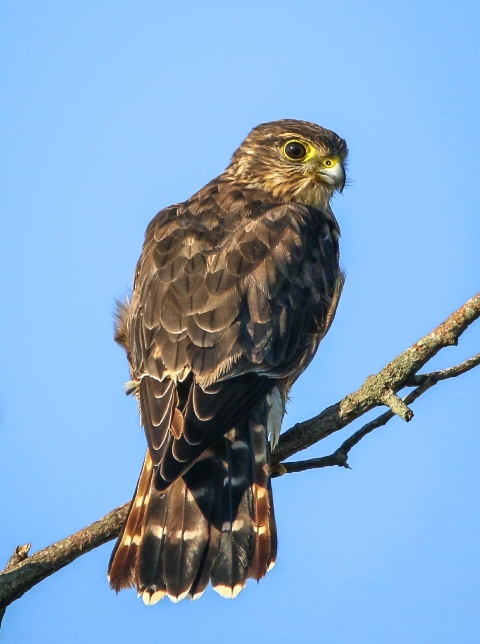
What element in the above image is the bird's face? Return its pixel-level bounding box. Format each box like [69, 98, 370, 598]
[226, 119, 348, 207]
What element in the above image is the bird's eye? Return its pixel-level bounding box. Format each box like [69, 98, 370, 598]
[284, 141, 308, 161]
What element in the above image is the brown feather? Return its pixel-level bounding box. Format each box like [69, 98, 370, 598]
[187, 317, 225, 348]
[159, 295, 188, 334]
[143, 278, 168, 330]
[247, 414, 275, 580]
[108, 451, 153, 592]
[239, 237, 270, 263]
[205, 267, 238, 296]
[157, 256, 187, 283]
[225, 249, 254, 278]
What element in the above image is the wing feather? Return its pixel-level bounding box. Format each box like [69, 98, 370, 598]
[122, 182, 342, 489]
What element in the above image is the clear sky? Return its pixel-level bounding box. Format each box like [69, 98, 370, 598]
[1, 1, 479, 642]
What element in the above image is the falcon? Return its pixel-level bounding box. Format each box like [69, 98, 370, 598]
[108, 119, 348, 603]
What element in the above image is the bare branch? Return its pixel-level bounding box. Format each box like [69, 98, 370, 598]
[407, 352, 480, 386]
[273, 351, 480, 476]
[1, 545, 32, 574]
[0, 545, 32, 626]
[0, 503, 129, 624]
[271, 452, 350, 476]
[1, 293, 479, 624]
[271, 292, 480, 465]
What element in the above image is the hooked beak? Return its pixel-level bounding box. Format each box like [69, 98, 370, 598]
[318, 162, 346, 193]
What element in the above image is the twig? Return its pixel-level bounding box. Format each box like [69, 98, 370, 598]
[0, 545, 31, 625]
[273, 351, 480, 475]
[0, 503, 129, 627]
[407, 353, 480, 386]
[271, 293, 480, 465]
[1, 545, 32, 574]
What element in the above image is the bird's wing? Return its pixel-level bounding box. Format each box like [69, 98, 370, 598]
[122, 180, 342, 487]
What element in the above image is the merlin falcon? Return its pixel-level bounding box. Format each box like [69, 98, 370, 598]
[108, 119, 348, 603]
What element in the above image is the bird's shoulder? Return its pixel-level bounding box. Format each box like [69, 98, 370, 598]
[141, 177, 340, 269]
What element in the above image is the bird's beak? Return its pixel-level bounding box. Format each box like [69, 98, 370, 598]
[318, 162, 346, 193]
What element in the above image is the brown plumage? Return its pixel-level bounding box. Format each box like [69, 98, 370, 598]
[108, 119, 348, 603]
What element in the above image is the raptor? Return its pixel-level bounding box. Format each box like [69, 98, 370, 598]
[108, 119, 348, 603]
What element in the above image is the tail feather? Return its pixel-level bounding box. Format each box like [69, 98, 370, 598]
[138, 448, 219, 603]
[108, 451, 153, 592]
[162, 477, 190, 601]
[163, 476, 215, 602]
[109, 412, 277, 603]
[187, 523, 220, 600]
[248, 411, 277, 579]
[187, 452, 223, 600]
[211, 425, 255, 598]
[136, 484, 170, 604]
[267, 491, 278, 570]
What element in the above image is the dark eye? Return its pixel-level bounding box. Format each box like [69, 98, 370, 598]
[284, 141, 307, 160]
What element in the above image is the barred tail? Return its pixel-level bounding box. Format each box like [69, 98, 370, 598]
[108, 451, 153, 592]
[107, 416, 277, 603]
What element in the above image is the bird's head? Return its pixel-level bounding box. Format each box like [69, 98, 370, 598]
[225, 119, 348, 207]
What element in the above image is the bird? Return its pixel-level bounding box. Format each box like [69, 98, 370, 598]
[108, 119, 348, 604]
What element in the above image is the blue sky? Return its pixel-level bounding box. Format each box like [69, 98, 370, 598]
[1, 1, 479, 642]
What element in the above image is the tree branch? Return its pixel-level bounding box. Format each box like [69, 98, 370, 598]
[1, 292, 479, 624]
[272, 351, 480, 476]
[271, 293, 480, 465]
[0, 503, 129, 626]
[407, 352, 480, 386]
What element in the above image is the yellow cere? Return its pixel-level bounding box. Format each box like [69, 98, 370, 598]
[322, 156, 340, 168]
